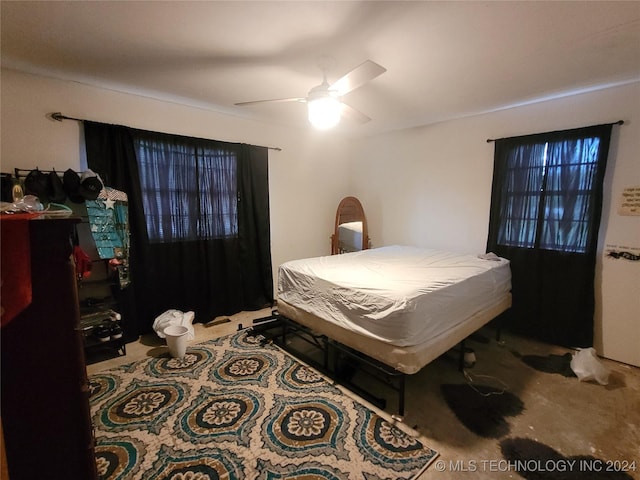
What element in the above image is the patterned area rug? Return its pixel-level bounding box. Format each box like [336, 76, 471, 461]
[90, 330, 438, 479]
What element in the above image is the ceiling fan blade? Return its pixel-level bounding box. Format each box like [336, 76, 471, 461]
[340, 102, 371, 124]
[235, 97, 306, 106]
[330, 60, 386, 96]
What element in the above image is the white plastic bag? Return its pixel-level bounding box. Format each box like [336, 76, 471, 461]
[570, 347, 610, 385]
[152, 309, 195, 341]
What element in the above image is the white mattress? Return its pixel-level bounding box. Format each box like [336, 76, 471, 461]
[337, 221, 363, 251]
[277, 245, 511, 347]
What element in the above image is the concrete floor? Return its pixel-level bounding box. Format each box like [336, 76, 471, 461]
[87, 308, 640, 480]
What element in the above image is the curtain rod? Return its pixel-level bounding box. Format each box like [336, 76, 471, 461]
[486, 120, 625, 143]
[48, 112, 283, 152]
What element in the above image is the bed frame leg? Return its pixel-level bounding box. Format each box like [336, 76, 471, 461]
[459, 339, 466, 371]
[323, 337, 329, 370]
[280, 318, 287, 345]
[398, 375, 406, 417]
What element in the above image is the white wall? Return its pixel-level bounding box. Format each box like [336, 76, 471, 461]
[0, 68, 351, 293]
[348, 82, 640, 366]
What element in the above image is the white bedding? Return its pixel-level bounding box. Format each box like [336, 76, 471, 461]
[277, 245, 511, 347]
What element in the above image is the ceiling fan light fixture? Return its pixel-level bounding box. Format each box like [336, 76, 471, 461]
[307, 93, 341, 130]
[235, 60, 386, 129]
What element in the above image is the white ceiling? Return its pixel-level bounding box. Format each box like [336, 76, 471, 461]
[2, 1, 639, 137]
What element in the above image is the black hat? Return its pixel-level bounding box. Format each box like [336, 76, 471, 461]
[49, 170, 67, 203]
[63, 168, 84, 203]
[79, 169, 103, 200]
[24, 169, 50, 203]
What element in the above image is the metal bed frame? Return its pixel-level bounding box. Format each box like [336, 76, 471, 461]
[247, 309, 500, 416]
[249, 311, 414, 415]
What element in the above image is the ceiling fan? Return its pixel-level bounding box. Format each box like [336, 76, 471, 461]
[234, 59, 386, 129]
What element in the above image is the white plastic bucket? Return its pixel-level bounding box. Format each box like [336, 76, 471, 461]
[164, 325, 189, 358]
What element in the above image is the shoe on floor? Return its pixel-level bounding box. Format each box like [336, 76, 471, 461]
[110, 324, 123, 340]
[94, 325, 111, 342]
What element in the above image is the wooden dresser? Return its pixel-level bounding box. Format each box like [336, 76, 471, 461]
[1, 217, 97, 479]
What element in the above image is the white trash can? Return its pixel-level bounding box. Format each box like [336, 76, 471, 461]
[164, 325, 190, 358]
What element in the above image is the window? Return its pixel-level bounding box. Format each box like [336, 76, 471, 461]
[496, 135, 604, 254]
[486, 123, 613, 347]
[134, 136, 238, 243]
[84, 120, 273, 334]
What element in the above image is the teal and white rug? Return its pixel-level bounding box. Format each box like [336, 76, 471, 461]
[89, 330, 438, 479]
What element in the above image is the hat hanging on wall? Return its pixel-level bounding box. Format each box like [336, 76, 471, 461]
[24, 169, 50, 203]
[80, 169, 103, 200]
[62, 168, 104, 203]
[49, 170, 66, 203]
[63, 168, 84, 203]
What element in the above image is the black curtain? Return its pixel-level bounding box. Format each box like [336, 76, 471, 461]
[487, 124, 613, 348]
[83, 123, 145, 341]
[84, 122, 273, 337]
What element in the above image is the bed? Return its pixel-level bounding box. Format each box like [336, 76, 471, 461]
[277, 245, 512, 376]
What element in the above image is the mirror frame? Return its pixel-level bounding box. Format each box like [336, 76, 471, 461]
[331, 196, 369, 254]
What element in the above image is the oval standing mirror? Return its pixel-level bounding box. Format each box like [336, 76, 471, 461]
[331, 196, 370, 254]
